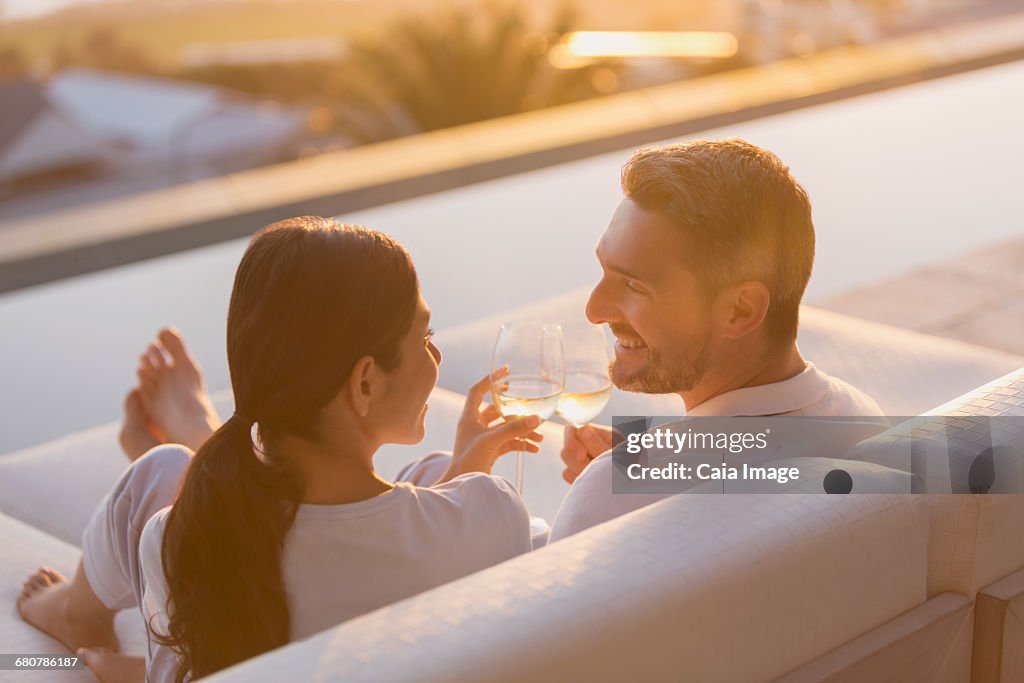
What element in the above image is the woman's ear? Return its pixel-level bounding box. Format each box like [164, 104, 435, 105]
[719, 281, 770, 341]
[348, 355, 378, 418]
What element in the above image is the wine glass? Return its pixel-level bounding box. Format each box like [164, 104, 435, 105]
[489, 321, 565, 494]
[556, 322, 613, 428]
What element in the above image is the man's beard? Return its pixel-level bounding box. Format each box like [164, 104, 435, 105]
[609, 330, 711, 394]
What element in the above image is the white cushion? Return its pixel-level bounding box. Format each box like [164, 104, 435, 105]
[0, 423, 132, 547]
[0, 511, 146, 682]
[926, 495, 1024, 597]
[0, 391, 234, 546]
[798, 309, 1021, 416]
[925, 371, 1024, 597]
[925, 368, 1024, 418]
[844, 369, 1024, 597]
[207, 494, 929, 683]
[684, 457, 912, 494]
[772, 592, 973, 683]
[433, 287, 1023, 417]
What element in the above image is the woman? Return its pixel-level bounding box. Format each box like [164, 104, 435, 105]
[17, 217, 543, 683]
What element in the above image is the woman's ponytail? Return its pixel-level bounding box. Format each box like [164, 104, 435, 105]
[161, 415, 302, 682]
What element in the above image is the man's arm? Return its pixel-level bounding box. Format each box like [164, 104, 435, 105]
[549, 451, 614, 542]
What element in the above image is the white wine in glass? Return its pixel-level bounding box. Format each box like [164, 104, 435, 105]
[492, 375, 562, 421]
[490, 322, 565, 494]
[556, 323, 613, 427]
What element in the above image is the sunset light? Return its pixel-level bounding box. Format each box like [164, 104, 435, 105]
[550, 31, 739, 68]
[3, 1, 1024, 682]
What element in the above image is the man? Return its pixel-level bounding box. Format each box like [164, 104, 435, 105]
[548, 139, 882, 542]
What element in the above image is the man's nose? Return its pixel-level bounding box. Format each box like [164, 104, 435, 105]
[585, 279, 617, 325]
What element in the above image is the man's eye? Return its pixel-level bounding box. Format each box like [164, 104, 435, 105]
[425, 327, 436, 343]
[625, 282, 646, 295]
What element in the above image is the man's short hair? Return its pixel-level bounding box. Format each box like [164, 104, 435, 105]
[621, 138, 815, 347]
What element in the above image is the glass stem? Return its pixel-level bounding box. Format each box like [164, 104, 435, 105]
[515, 449, 525, 493]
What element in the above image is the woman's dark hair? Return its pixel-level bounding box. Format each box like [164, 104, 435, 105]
[159, 217, 418, 681]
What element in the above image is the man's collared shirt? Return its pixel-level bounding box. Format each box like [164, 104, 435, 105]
[686, 362, 881, 417]
[548, 363, 883, 542]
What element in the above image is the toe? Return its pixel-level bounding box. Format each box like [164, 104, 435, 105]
[124, 389, 144, 416]
[124, 388, 141, 412]
[158, 327, 192, 366]
[147, 345, 167, 372]
[41, 567, 64, 582]
[138, 364, 158, 389]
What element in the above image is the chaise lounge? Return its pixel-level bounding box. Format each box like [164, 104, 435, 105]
[2, 289, 1023, 682]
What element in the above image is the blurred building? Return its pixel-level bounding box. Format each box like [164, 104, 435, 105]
[741, 0, 880, 62]
[1, 68, 310, 217]
[48, 68, 308, 178]
[0, 80, 109, 185]
[738, 0, 989, 63]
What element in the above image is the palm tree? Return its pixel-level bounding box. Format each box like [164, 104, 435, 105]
[335, 2, 612, 143]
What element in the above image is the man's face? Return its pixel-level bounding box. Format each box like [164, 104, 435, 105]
[587, 199, 713, 394]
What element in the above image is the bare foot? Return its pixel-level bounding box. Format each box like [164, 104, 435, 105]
[78, 648, 145, 683]
[118, 389, 162, 462]
[137, 327, 221, 452]
[17, 567, 118, 653]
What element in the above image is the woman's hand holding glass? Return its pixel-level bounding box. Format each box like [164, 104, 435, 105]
[440, 367, 546, 482]
[489, 322, 565, 492]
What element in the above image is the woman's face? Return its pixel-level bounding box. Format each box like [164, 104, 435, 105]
[374, 292, 441, 445]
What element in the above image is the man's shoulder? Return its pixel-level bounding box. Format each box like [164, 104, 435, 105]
[816, 370, 883, 417]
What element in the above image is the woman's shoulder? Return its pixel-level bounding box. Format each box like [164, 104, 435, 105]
[407, 474, 531, 541]
[419, 472, 522, 509]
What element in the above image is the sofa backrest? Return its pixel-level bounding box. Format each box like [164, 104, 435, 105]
[844, 369, 1024, 597]
[0, 391, 234, 545]
[0, 511, 149, 666]
[208, 493, 929, 683]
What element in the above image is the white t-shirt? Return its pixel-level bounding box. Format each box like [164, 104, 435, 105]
[548, 363, 885, 542]
[139, 473, 531, 682]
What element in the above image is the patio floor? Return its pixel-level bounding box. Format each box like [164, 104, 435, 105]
[818, 234, 1024, 356]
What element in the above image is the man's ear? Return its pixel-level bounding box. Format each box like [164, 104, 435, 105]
[719, 281, 770, 341]
[348, 355, 378, 418]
